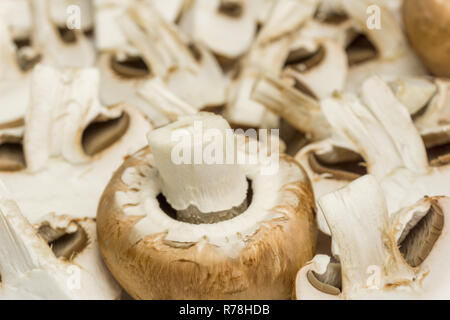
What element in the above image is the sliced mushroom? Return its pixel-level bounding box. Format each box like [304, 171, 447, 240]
[29, 0, 95, 68]
[282, 38, 348, 99]
[96, 1, 227, 116]
[0, 182, 121, 299]
[0, 64, 151, 223]
[296, 76, 450, 235]
[341, 0, 427, 94]
[225, 0, 318, 128]
[97, 112, 317, 299]
[179, 0, 257, 60]
[296, 175, 450, 299]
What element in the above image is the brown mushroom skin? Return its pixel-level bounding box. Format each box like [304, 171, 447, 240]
[97, 147, 317, 299]
[403, 0, 450, 77]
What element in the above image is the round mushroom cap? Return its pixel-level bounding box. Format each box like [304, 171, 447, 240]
[402, 0, 450, 77]
[97, 147, 317, 299]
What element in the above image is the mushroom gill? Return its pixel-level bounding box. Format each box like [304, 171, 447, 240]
[398, 200, 444, 268]
[82, 112, 130, 156]
[306, 262, 342, 296]
[0, 143, 26, 171]
[37, 221, 89, 260]
[308, 147, 367, 181]
[217, 0, 243, 18]
[345, 33, 378, 66]
[110, 55, 151, 79]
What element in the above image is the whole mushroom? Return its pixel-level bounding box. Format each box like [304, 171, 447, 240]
[97, 113, 317, 299]
[403, 0, 450, 77]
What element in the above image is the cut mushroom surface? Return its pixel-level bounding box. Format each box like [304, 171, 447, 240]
[296, 76, 450, 234]
[97, 113, 317, 299]
[0, 65, 151, 223]
[0, 181, 121, 299]
[225, 0, 318, 129]
[296, 175, 450, 299]
[96, 0, 227, 115]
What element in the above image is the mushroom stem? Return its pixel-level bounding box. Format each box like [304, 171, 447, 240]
[251, 72, 330, 140]
[147, 113, 249, 221]
[318, 175, 417, 299]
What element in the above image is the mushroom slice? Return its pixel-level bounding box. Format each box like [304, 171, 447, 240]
[29, 0, 95, 67]
[251, 72, 330, 141]
[97, 1, 227, 113]
[0, 64, 151, 223]
[49, 0, 94, 33]
[387, 76, 437, 115]
[282, 38, 348, 99]
[296, 175, 450, 299]
[0, 182, 120, 299]
[296, 76, 450, 235]
[97, 112, 317, 299]
[179, 0, 256, 60]
[225, 0, 318, 128]
[341, 0, 427, 93]
[150, 0, 185, 22]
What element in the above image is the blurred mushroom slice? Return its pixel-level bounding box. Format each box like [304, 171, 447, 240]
[342, 0, 427, 93]
[29, 0, 95, 67]
[0, 64, 151, 223]
[251, 72, 330, 141]
[225, 0, 318, 128]
[0, 182, 120, 299]
[49, 0, 94, 33]
[151, 0, 185, 22]
[415, 79, 450, 148]
[386, 76, 437, 115]
[296, 176, 450, 300]
[179, 0, 256, 60]
[0, 0, 33, 40]
[137, 78, 197, 122]
[283, 38, 348, 99]
[296, 76, 450, 235]
[117, 4, 227, 111]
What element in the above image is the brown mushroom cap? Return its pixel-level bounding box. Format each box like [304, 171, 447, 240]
[402, 0, 450, 77]
[97, 147, 317, 299]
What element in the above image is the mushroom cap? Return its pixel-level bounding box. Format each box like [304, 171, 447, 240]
[97, 147, 317, 299]
[403, 0, 450, 77]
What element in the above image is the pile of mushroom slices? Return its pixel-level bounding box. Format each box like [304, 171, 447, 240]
[0, 0, 449, 301]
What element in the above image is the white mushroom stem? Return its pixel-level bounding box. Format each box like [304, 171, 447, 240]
[386, 77, 437, 115]
[179, 0, 256, 59]
[283, 38, 348, 99]
[137, 78, 197, 122]
[0, 181, 117, 299]
[147, 113, 248, 215]
[251, 72, 330, 140]
[226, 0, 318, 128]
[30, 0, 95, 67]
[318, 175, 418, 299]
[116, 2, 227, 110]
[25, 64, 121, 172]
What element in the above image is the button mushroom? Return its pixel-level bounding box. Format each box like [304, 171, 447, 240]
[402, 0, 450, 77]
[296, 175, 450, 299]
[0, 181, 121, 299]
[0, 64, 151, 223]
[97, 112, 317, 299]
